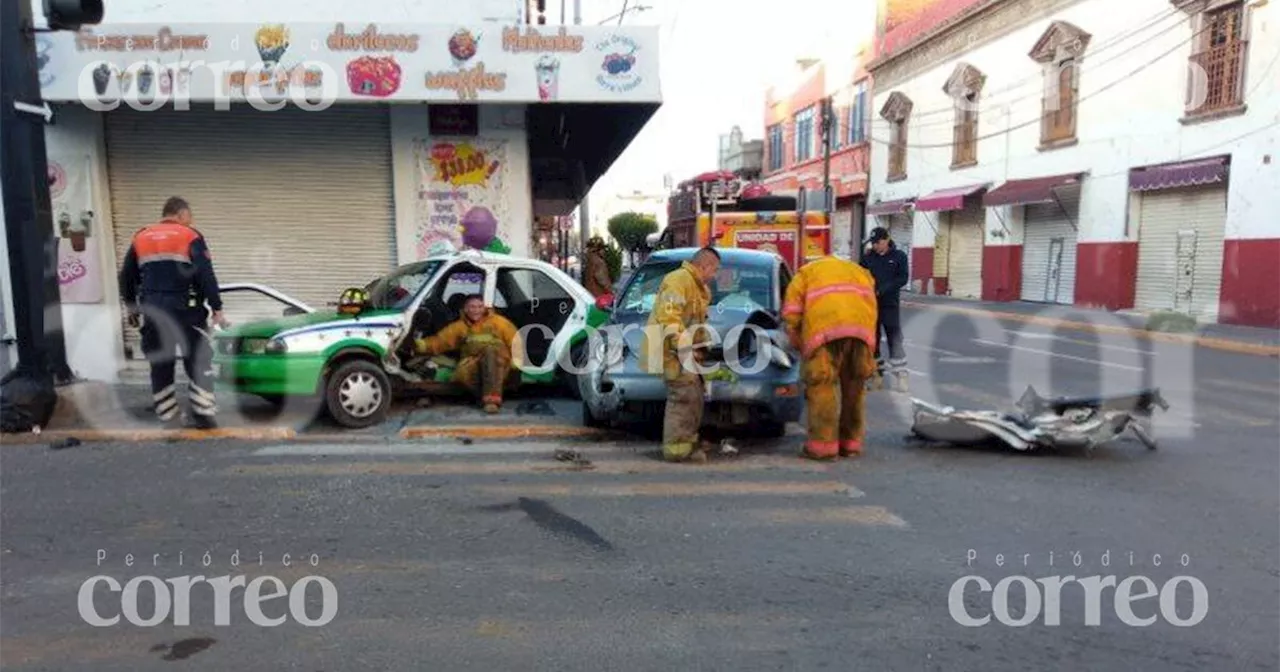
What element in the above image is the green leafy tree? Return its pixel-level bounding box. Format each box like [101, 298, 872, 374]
[607, 212, 658, 266]
[603, 241, 623, 283]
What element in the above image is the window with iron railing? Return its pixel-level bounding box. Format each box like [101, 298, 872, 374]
[1188, 2, 1247, 116]
[766, 123, 784, 172]
[795, 106, 816, 163]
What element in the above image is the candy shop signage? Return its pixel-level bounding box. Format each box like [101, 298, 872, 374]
[502, 27, 584, 53]
[74, 27, 210, 52]
[327, 23, 421, 52]
[424, 64, 506, 101]
[429, 142, 499, 187]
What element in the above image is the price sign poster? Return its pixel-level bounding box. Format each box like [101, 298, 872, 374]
[49, 152, 103, 303]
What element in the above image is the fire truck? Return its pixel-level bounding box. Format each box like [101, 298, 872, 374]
[654, 170, 831, 271]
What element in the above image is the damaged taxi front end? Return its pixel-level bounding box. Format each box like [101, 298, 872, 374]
[909, 386, 1169, 453]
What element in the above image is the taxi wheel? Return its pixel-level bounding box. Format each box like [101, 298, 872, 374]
[325, 359, 391, 429]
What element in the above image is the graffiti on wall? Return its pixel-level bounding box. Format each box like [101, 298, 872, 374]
[413, 139, 511, 259]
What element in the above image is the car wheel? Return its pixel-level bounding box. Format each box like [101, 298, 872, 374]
[562, 340, 589, 400]
[325, 359, 391, 429]
[582, 400, 607, 428]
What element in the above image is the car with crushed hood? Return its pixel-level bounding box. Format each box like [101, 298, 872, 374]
[578, 247, 803, 437]
[210, 242, 611, 428]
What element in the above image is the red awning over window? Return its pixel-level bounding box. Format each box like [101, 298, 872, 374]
[1129, 156, 1228, 192]
[983, 172, 1085, 207]
[913, 183, 990, 212]
[866, 198, 914, 216]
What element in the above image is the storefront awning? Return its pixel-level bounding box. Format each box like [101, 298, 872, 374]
[866, 198, 914, 216]
[983, 172, 1085, 207]
[1129, 156, 1229, 192]
[913, 183, 990, 212]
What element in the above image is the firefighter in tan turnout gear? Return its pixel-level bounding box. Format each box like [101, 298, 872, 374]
[640, 247, 721, 463]
[782, 255, 880, 460]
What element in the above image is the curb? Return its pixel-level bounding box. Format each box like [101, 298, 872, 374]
[399, 425, 611, 440]
[903, 301, 1280, 358]
[1, 426, 298, 445]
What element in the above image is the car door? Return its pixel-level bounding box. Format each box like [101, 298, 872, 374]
[491, 262, 584, 375]
[217, 283, 313, 327]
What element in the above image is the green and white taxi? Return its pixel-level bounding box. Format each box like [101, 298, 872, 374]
[210, 243, 612, 428]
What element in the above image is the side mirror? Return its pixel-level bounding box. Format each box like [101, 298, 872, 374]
[283, 306, 307, 316]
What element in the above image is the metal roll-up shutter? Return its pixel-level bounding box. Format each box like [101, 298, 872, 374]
[106, 105, 395, 359]
[1020, 187, 1081, 304]
[888, 213, 913, 272]
[947, 204, 984, 299]
[833, 206, 855, 258]
[1133, 185, 1227, 321]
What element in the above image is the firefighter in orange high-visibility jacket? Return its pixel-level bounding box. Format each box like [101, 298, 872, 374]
[415, 295, 522, 414]
[782, 256, 880, 460]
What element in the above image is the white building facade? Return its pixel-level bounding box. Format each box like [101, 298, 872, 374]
[865, 0, 1279, 328]
[0, 0, 661, 382]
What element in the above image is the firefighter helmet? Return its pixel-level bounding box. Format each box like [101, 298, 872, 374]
[740, 183, 771, 200]
[337, 287, 369, 315]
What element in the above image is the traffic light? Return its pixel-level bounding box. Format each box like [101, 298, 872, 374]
[43, 0, 104, 31]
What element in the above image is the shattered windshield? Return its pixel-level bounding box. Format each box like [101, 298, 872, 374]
[615, 260, 774, 317]
[364, 260, 444, 310]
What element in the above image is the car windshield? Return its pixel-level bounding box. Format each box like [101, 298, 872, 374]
[616, 260, 774, 316]
[364, 260, 445, 310]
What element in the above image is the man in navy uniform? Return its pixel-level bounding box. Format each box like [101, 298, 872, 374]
[860, 226, 910, 392]
[119, 197, 229, 428]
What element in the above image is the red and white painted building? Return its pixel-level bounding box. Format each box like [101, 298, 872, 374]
[866, 0, 1280, 328]
[761, 56, 874, 259]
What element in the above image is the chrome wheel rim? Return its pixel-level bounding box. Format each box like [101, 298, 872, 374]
[339, 371, 383, 418]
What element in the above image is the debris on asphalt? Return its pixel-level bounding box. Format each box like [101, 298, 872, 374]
[910, 386, 1169, 454]
[717, 440, 739, 456]
[553, 448, 593, 469]
[458, 436, 474, 445]
[516, 400, 556, 416]
[48, 437, 81, 450]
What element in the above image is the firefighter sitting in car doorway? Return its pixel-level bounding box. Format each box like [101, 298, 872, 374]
[414, 295, 521, 414]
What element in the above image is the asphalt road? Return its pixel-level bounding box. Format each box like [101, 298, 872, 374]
[1, 309, 1277, 671]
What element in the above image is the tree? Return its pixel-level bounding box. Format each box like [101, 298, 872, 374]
[607, 212, 658, 266]
[603, 241, 623, 283]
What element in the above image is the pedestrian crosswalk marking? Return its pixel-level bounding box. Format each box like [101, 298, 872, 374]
[473, 481, 862, 498]
[218, 457, 832, 477]
[749, 506, 908, 527]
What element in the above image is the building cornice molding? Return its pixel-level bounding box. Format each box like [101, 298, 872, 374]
[868, 0, 1088, 91]
[1029, 20, 1092, 63]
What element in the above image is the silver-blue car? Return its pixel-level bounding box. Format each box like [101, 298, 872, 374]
[578, 247, 803, 438]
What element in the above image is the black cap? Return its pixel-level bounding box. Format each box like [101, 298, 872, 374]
[866, 227, 891, 243]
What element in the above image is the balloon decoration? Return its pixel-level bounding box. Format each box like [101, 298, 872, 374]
[460, 206, 497, 249]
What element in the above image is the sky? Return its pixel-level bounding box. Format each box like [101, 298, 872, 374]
[581, 0, 878, 199]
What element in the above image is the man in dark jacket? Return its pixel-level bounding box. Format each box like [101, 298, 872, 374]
[119, 197, 228, 428]
[860, 226, 910, 392]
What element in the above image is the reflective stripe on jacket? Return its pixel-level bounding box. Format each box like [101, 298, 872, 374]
[416, 310, 523, 368]
[118, 218, 223, 312]
[639, 261, 710, 375]
[782, 256, 878, 358]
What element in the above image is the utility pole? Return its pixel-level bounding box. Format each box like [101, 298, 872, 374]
[820, 96, 834, 219]
[1, 0, 101, 427]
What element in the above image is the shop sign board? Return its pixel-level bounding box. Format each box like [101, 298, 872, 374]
[37, 22, 661, 105]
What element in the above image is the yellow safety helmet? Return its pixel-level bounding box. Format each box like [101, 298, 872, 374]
[337, 287, 369, 315]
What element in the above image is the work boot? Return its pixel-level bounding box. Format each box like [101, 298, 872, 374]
[894, 372, 909, 394]
[190, 414, 218, 431]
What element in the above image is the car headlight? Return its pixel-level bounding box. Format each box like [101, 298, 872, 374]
[241, 338, 287, 355]
[596, 337, 625, 369]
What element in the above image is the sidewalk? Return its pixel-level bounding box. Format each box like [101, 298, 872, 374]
[1, 382, 608, 445]
[901, 293, 1280, 356]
